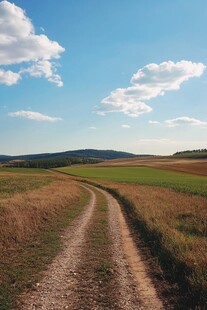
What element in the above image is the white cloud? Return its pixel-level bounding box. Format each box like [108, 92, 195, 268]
[121, 124, 131, 128]
[0, 1, 65, 86]
[148, 120, 160, 124]
[131, 61, 205, 89]
[165, 116, 207, 128]
[20, 60, 63, 87]
[89, 126, 97, 130]
[0, 68, 21, 85]
[8, 110, 62, 122]
[98, 60, 205, 117]
[99, 88, 152, 117]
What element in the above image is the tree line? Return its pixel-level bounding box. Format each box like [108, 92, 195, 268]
[7, 157, 101, 169]
[173, 149, 207, 156]
[173, 149, 207, 158]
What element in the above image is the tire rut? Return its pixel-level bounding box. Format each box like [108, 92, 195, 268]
[100, 188, 164, 310]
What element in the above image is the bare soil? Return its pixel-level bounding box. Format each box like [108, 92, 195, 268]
[19, 184, 165, 310]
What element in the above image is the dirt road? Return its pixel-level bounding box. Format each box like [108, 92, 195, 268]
[20, 184, 164, 310]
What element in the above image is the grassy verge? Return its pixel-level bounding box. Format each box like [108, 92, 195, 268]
[0, 184, 90, 310]
[79, 180, 207, 309]
[55, 166, 207, 198]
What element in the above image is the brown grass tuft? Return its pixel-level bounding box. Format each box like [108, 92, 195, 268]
[0, 179, 80, 250]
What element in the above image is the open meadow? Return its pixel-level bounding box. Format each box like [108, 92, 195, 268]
[56, 161, 207, 308]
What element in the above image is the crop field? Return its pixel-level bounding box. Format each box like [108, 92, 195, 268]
[56, 166, 207, 198]
[92, 156, 207, 176]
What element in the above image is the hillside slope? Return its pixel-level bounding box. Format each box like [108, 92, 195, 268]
[0, 149, 138, 162]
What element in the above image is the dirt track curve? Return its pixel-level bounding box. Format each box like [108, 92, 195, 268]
[20, 183, 164, 310]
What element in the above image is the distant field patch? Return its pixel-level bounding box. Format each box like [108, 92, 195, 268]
[0, 176, 52, 199]
[0, 167, 49, 174]
[0, 168, 53, 199]
[56, 166, 207, 198]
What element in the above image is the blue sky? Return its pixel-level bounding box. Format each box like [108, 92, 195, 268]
[0, 0, 207, 155]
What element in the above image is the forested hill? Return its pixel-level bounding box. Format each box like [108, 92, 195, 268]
[0, 149, 137, 162]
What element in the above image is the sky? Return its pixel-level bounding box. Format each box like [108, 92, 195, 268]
[0, 0, 207, 155]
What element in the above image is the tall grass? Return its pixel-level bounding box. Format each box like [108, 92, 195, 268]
[0, 179, 79, 249]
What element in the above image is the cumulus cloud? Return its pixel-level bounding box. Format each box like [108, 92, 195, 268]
[121, 124, 131, 128]
[98, 61, 205, 117]
[8, 110, 62, 122]
[20, 60, 63, 87]
[165, 116, 207, 128]
[0, 68, 21, 85]
[99, 88, 152, 117]
[0, 0, 65, 86]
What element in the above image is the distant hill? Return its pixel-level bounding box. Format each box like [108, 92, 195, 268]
[0, 155, 11, 161]
[0, 149, 138, 163]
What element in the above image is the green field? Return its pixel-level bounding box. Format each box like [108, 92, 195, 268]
[0, 167, 49, 174]
[0, 176, 53, 199]
[0, 167, 52, 198]
[56, 166, 207, 198]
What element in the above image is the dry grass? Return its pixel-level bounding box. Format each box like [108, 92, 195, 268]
[0, 179, 80, 250]
[103, 182, 207, 307]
